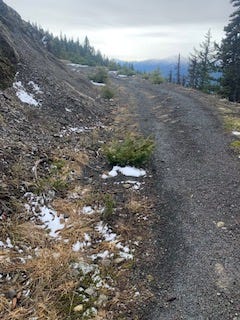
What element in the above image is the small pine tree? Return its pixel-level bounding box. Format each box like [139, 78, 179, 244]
[188, 30, 216, 92]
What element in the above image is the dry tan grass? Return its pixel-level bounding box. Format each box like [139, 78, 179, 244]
[11, 222, 48, 248]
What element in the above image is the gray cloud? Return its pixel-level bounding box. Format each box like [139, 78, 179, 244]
[3, 0, 234, 60]
[5, 0, 233, 29]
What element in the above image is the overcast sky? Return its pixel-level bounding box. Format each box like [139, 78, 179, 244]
[4, 0, 234, 61]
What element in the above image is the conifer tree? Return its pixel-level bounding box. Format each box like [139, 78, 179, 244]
[220, 0, 240, 102]
[176, 53, 181, 85]
[188, 30, 216, 92]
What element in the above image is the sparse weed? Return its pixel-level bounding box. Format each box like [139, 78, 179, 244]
[224, 116, 240, 131]
[230, 140, 240, 150]
[101, 86, 114, 100]
[102, 194, 115, 221]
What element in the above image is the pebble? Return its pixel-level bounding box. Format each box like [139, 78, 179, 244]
[123, 183, 132, 189]
[6, 288, 17, 299]
[217, 221, 225, 228]
[73, 304, 84, 312]
[85, 287, 96, 296]
[114, 257, 125, 265]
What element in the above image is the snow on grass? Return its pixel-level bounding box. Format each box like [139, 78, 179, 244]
[90, 80, 106, 87]
[91, 250, 113, 261]
[59, 126, 93, 137]
[13, 81, 40, 106]
[102, 166, 146, 179]
[232, 131, 240, 136]
[82, 206, 95, 215]
[24, 193, 65, 238]
[116, 242, 133, 260]
[72, 233, 92, 252]
[69, 127, 85, 133]
[39, 206, 65, 237]
[95, 221, 117, 242]
[28, 81, 43, 94]
[0, 237, 14, 249]
[67, 63, 89, 68]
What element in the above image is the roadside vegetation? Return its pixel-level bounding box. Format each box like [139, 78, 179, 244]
[103, 134, 154, 167]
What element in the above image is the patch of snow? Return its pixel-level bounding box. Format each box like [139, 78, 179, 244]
[102, 166, 146, 179]
[90, 80, 106, 87]
[39, 206, 65, 237]
[42, 35, 48, 47]
[72, 261, 96, 275]
[82, 206, 95, 215]
[65, 107, 72, 112]
[72, 233, 91, 252]
[67, 63, 89, 68]
[116, 242, 133, 260]
[119, 251, 133, 260]
[69, 127, 85, 133]
[24, 193, 65, 238]
[0, 237, 14, 249]
[91, 250, 113, 261]
[232, 131, 240, 136]
[28, 81, 43, 94]
[13, 81, 40, 106]
[96, 221, 117, 242]
[118, 74, 127, 78]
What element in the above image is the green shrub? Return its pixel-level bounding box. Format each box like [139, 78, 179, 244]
[102, 194, 115, 221]
[101, 87, 114, 99]
[142, 72, 150, 80]
[103, 135, 154, 167]
[150, 69, 164, 84]
[90, 67, 108, 83]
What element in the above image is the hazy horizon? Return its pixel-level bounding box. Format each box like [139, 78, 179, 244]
[4, 0, 233, 61]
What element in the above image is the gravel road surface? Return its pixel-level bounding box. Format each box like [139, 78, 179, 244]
[113, 77, 240, 320]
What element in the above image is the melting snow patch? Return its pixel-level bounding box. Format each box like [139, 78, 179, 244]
[102, 166, 146, 179]
[232, 131, 240, 136]
[24, 193, 65, 238]
[67, 63, 89, 68]
[13, 81, 40, 106]
[28, 81, 43, 94]
[82, 206, 95, 215]
[96, 222, 117, 242]
[91, 250, 113, 261]
[72, 234, 92, 252]
[0, 237, 14, 249]
[90, 80, 106, 87]
[116, 242, 133, 260]
[39, 206, 65, 237]
[69, 127, 85, 133]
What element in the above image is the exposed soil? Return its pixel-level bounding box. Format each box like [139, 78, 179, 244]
[111, 76, 240, 320]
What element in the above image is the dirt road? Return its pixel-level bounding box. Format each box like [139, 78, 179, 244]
[113, 77, 240, 319]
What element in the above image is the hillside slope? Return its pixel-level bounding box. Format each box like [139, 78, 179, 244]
[0, 2, 156, 319]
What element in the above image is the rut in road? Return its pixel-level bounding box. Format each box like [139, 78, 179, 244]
[114, 78, 240, 320]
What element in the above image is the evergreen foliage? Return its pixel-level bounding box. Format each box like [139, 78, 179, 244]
[104, 135, 154, 167]
[188, 30, 217, 93]
[219, 0, 240, 102]
[150, 69, 164, 84]
[90, 67, 108, 83]
[29, 23, 119, 68]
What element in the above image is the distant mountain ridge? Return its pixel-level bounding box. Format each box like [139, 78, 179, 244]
[118, 57, 189, 80]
